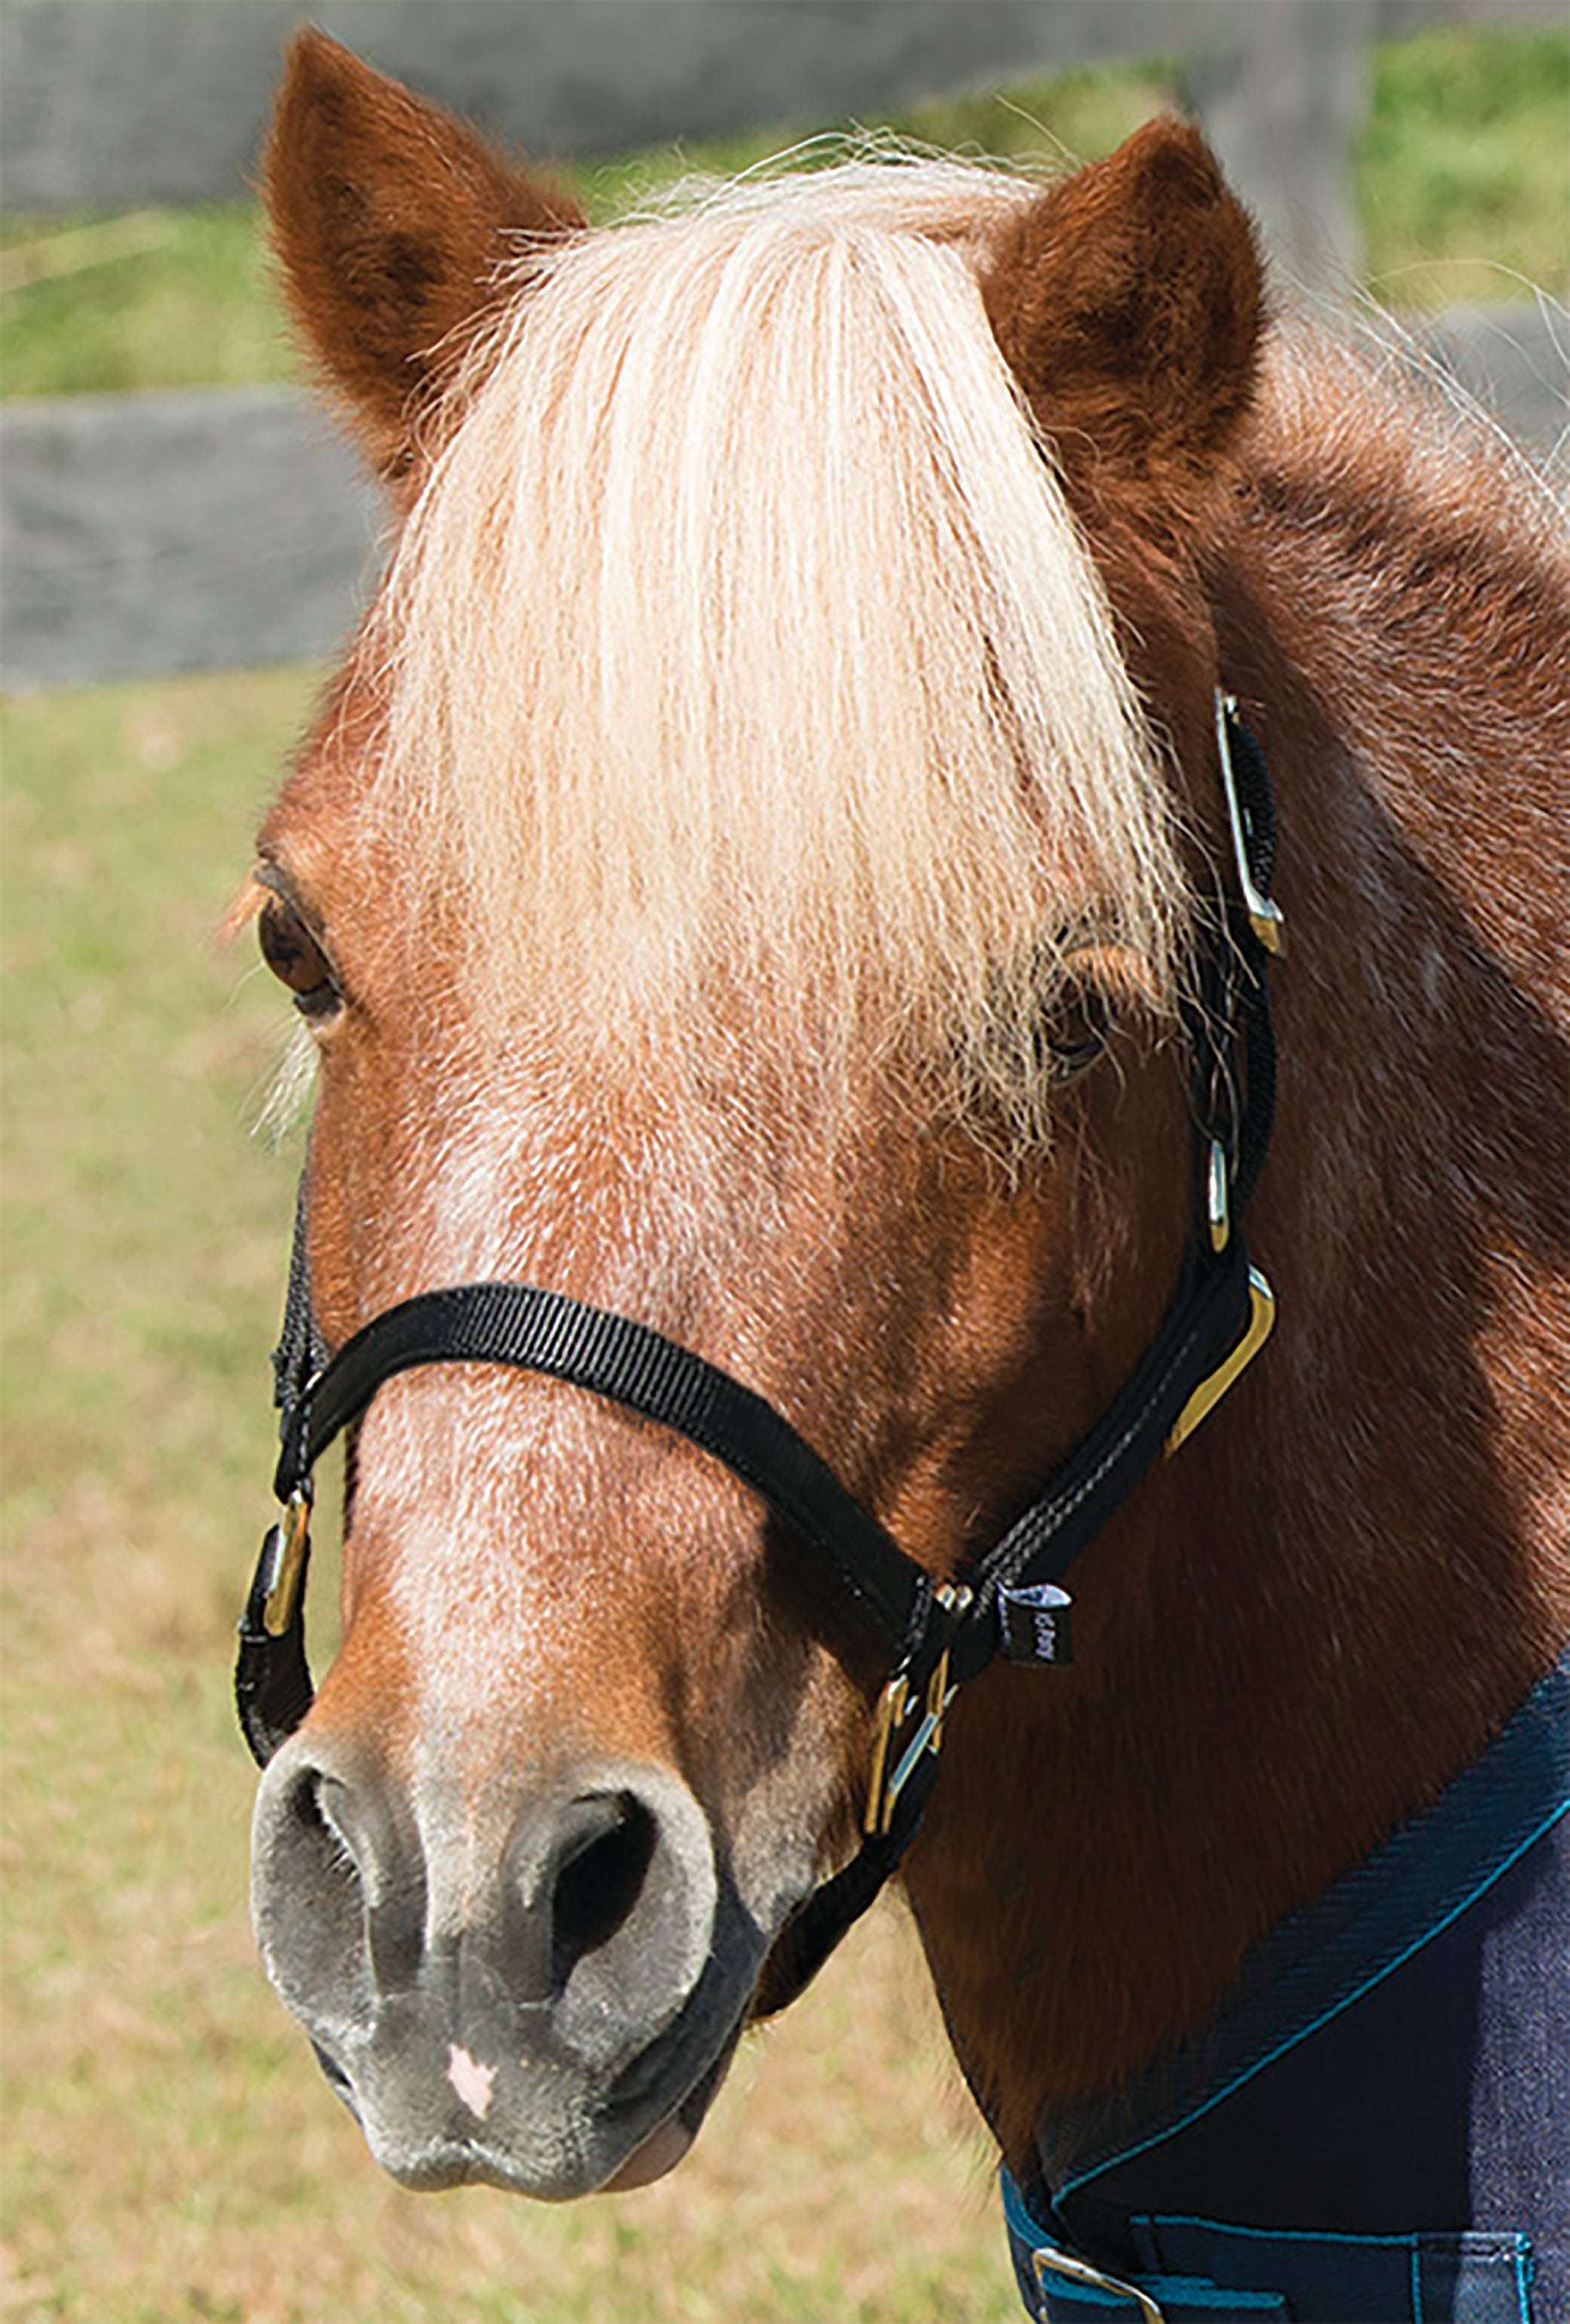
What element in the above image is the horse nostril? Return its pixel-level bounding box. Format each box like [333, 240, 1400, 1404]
[497, 1774, 716, 2058]
[252, 1753, 381, 2033]
[279, 1765, 366, 1899]
[549, 1794, 657, 1993]
[291, 1768, 347, 1860]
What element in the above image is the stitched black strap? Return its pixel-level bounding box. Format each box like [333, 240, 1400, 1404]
[1209, 708, 1278, 1218]
[750, 1237, 1256, 2019]
[277, 1279, 933, 1665]
[752, 1751, 942, 2019]
[950, 1236, 1253, 1685]
[271, 1161, 328, 1419]
[240, 1227, 1255, 1774]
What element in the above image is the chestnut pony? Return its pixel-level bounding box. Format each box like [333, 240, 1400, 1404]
[238, 35, 1568, 2319]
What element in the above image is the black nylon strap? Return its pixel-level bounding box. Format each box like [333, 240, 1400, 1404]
[754, 1239, 1256, 2013]
[1209, 707, 1278, 1217]
[1227, 710, 1278, 890]
[277, 1279, 932, 1666]
[752, 1750, 941, 2019]
[950, 1236, 1253, 1684]
[271, 1162, 328, 1419]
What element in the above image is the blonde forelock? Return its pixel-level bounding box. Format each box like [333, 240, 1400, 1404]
[366, 157, 1189, 1147]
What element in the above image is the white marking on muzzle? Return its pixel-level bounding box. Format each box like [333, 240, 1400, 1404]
[446, 2044, 497, 2120]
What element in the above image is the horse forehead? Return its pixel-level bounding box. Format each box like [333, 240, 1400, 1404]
[304, 1021, 1042, 1475]
[411, 1076, 754, 1289]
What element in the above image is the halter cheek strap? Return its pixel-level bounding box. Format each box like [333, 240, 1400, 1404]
[236, 694, 1282, 2018]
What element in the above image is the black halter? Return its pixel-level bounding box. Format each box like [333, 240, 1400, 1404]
[237, 694, 1282, 2016]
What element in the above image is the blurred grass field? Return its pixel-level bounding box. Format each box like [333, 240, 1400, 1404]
[2, 23, 1565, 2324]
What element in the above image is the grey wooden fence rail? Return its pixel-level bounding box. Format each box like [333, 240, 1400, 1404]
[2, 0, 1564, 689]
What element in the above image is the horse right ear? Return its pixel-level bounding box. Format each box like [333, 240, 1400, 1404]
[984, 119, 1264, 519]
[262, 31, 583, 485]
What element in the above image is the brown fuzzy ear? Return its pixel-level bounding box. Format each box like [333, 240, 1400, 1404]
[984, 120, 1263, 505]
[262, 31, 583, 482]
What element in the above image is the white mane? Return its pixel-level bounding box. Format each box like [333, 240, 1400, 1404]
[367, 157, 1188, 1141]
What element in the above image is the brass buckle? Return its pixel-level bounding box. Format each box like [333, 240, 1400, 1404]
[262, 1489, 312, 1637]
[1165, 1266, 1276, 1456]
[1032, 2243, 1167, 2321]
[863, 1585, 969, 1836]
[1216, 692, 1284, 957]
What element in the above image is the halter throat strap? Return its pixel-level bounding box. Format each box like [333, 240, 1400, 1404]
[237, 694, 1282, 2017]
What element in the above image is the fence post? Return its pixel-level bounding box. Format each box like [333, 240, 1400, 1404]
[1188, 0, 1378, 288]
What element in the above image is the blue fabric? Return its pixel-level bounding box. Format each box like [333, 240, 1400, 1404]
[1006, 2185, 1534, 2322]
[1003, 1646, 1570, 2323]
[1005, 2196, 1535, 2324]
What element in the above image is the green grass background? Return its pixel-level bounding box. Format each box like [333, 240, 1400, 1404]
[2, 25, 1565, 2324]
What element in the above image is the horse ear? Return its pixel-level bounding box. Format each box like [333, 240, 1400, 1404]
[262, 31, 583, 483]
[984, 119, 1263, 504]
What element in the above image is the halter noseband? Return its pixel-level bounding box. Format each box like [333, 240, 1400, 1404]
[237, 692, 1281, 2016]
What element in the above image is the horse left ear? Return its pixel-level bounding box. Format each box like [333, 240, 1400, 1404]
[984, 119, 1264, 503]
[262, 31, 584, 485]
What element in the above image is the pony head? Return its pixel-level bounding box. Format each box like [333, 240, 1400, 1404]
[246, 32, 1262, 2197]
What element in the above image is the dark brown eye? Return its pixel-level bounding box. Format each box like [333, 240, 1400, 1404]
[257, 895, 340, 1019]
[1039, 935, 1157, 1087]
[1049, 981, 1109, 1087]
[1044, 975, 1112, 1082]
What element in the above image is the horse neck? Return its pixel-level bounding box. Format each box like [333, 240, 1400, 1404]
[903, 394, 1570, 2166]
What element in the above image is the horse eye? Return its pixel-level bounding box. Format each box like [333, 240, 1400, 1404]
[1044, 977, 1112, 1082]
[257, 896, 340, 1019]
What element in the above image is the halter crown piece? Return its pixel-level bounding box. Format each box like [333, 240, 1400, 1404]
[237, 691, 1282, 2015]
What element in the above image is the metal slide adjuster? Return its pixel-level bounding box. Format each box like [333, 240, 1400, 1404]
[1033, 2243, 1167, 2322]
[260, 1487, 312, 1637]
[1215, 692, 1284, 957]
[1206, 1136, 1232, 1254]
[864, 1584, 970, 1836]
